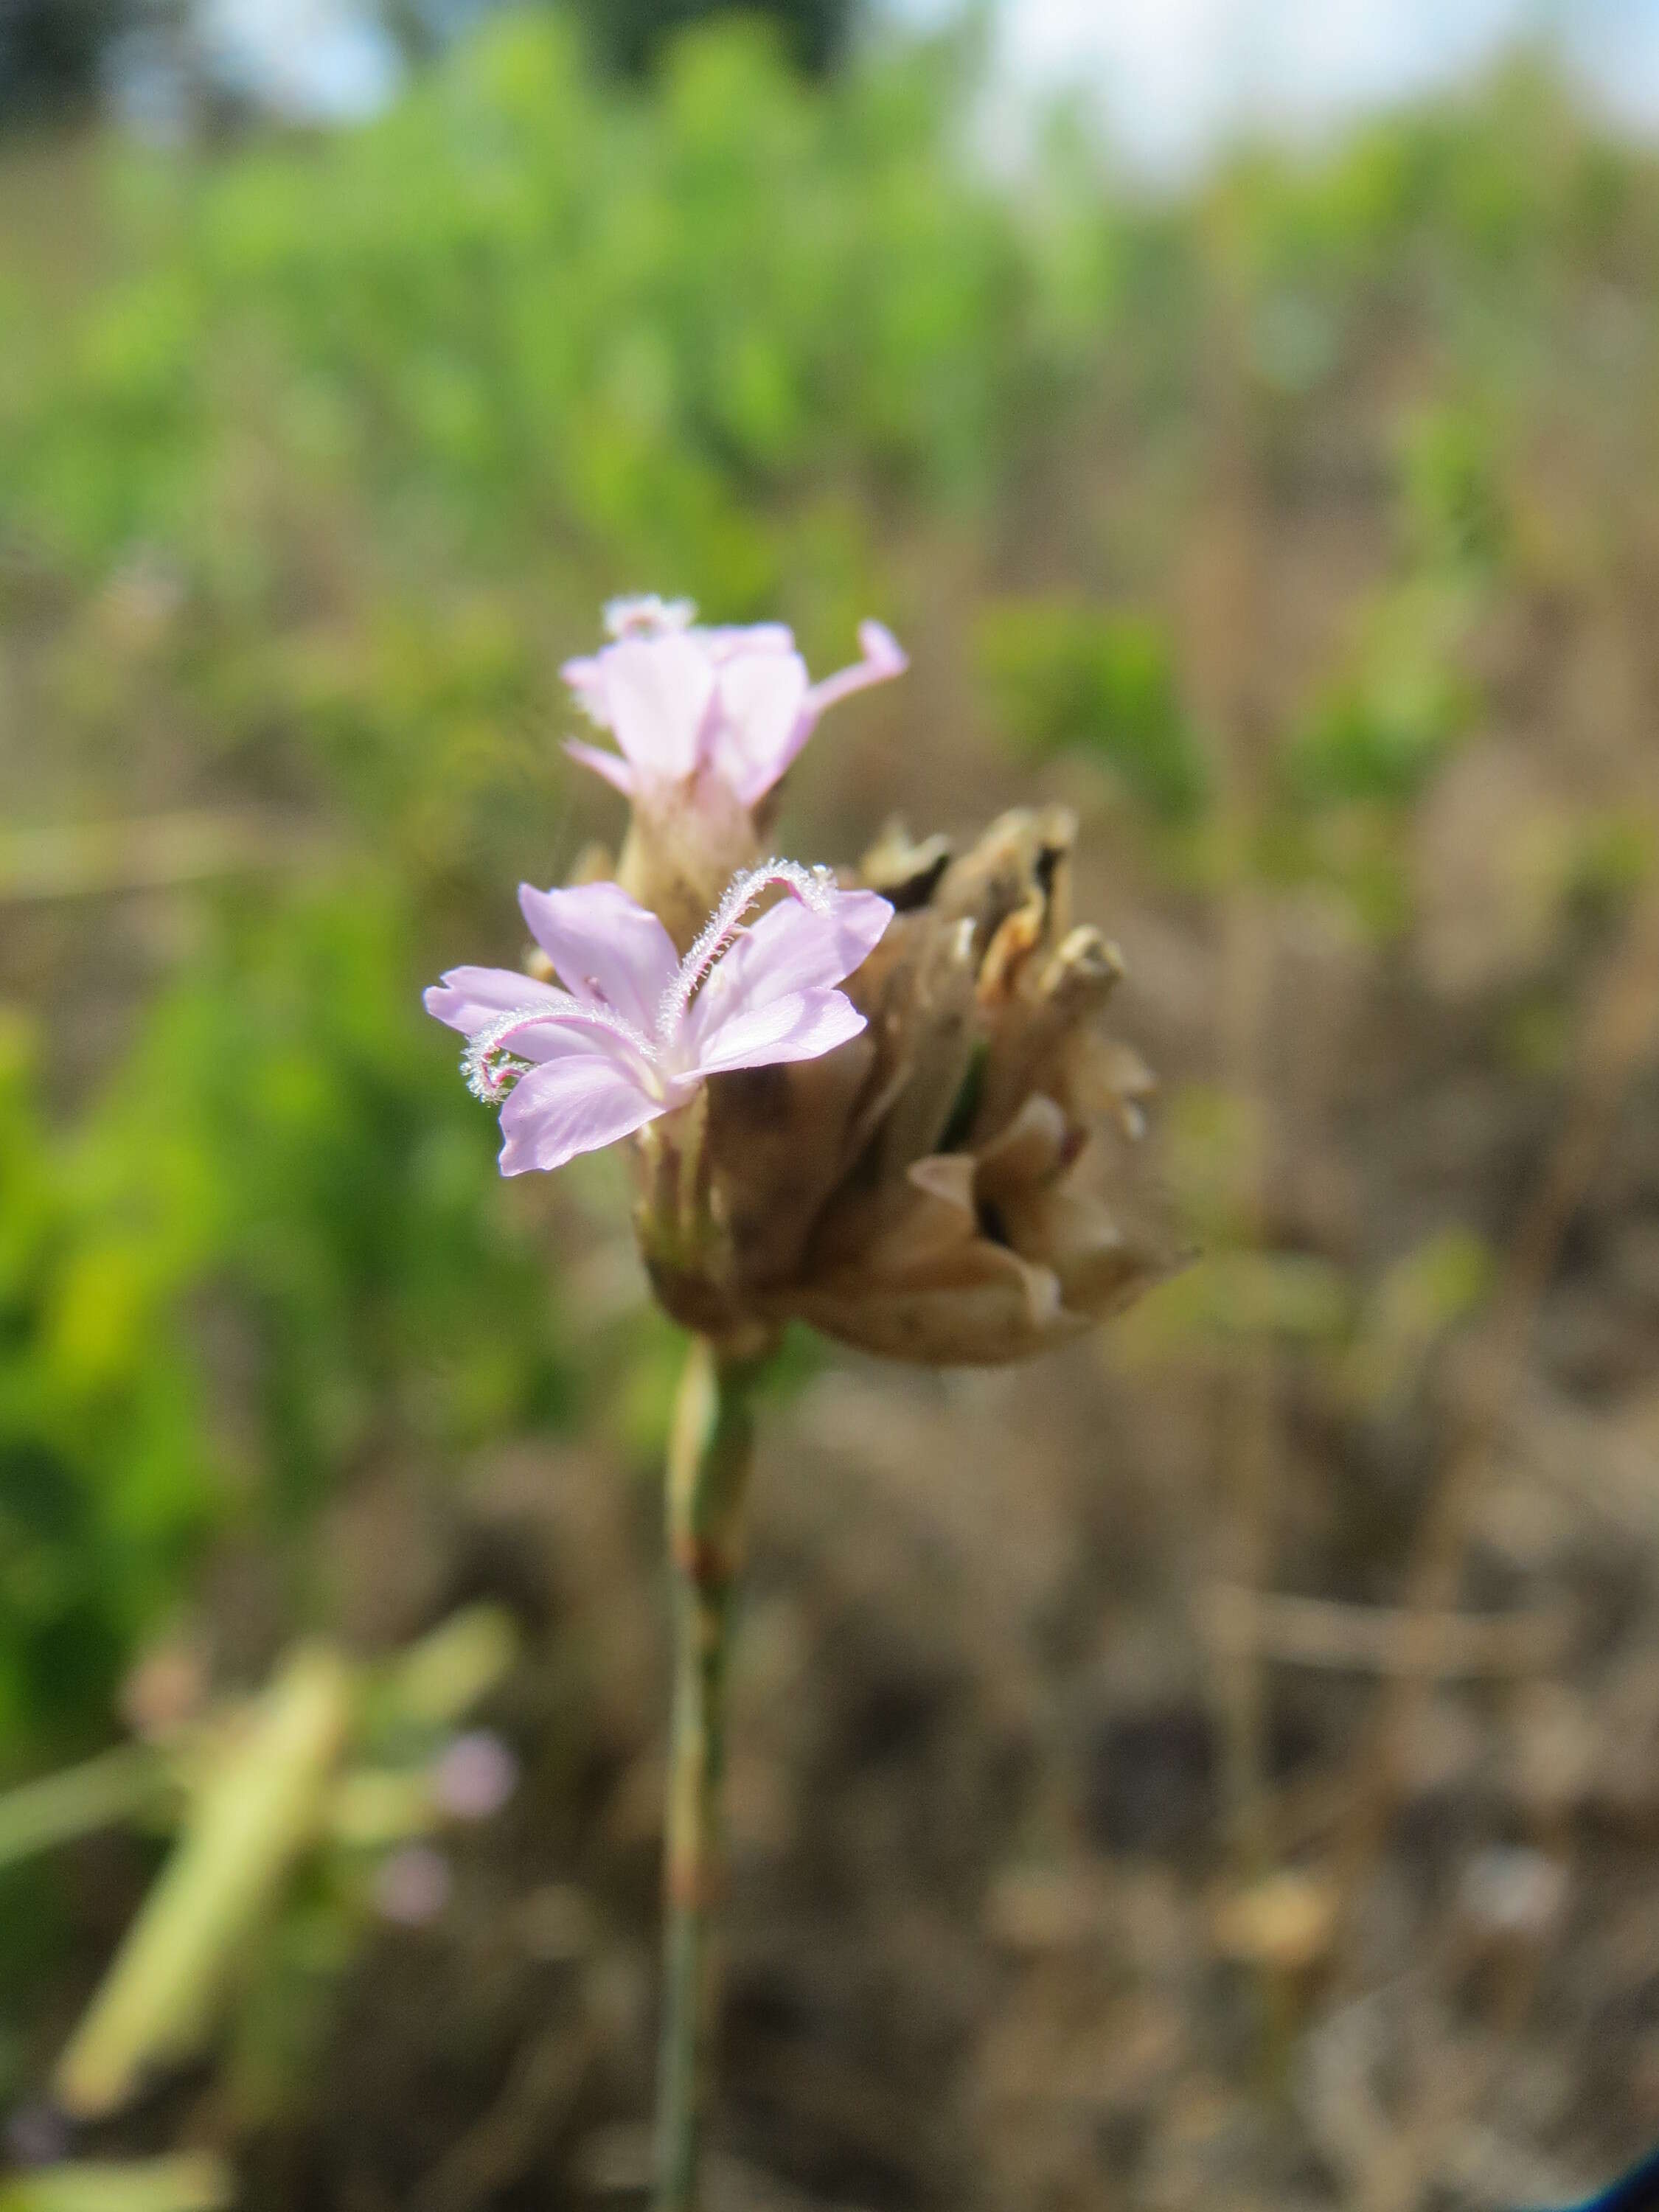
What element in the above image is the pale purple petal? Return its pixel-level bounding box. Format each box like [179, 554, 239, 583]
[518, 880, 679, 1032]
[424, 967, 571, 1039]
[692, 986, 868, 1077]
[562, 737, 637, 796]
[684, 887, 891, 1054]
[375, 1844, 451, 1925]
[710, 649, 810, 806]
[560, 653, 611, 723]
[432, 1731, 518, 1820]
[601, 632, 716, 781]
[733, 620, 908, 799]
[796, 619, 907, 725]
[497, 1053, 664, 1176]
[703, 622, 796, 663]
[563, 737, 639, 793]
[467, 1001, 656, 1083]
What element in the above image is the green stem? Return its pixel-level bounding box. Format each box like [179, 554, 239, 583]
[654, 1334, 766, 2212]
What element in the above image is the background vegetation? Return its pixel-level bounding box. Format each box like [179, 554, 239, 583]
[3, 10, 1658, 2206]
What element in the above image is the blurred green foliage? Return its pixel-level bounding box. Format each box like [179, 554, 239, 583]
[1287, 579, 1480, 807]
[0, 882, 573, 1773]
[0, 1006, 211, 1760]
[6, 13, 1033, 618]
[0, 2154, 232, 2212]
[977, 601, 1208, 821]
[569, 0, 855, 78]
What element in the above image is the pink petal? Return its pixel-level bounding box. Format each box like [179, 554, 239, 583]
[684, 887, 891, 1054]
[375, 1843, 452, 1925]
[424, 967, 571, 1040]
[560, 653, 611, 723]
[703, 622, 796, 663]
[497, 1051, 664, 1176]
[752, 620, 908, 796]
[600, 633, 717, 782]
[860, 618, 907, 667]
[562, 738, 637, 796]
[431, 1730, 518, 1820]
[800, 620, 907, 723]
[709, 649, 810, 806]
[692, 986, 867, 1077]
[518, 880, 678, 1032]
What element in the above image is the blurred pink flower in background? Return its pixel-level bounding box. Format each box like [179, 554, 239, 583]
[374, 1845, 453, 1927]
[432, 1731, 519, 1823]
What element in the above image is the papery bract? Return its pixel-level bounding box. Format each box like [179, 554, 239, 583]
[648, 809, 1171, 1361]
[562, 597, 906, 810]
[425, 867, 892, 1177]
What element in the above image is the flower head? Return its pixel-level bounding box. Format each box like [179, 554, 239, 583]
[562, 598, 906, 813]
[648, 807, 1169, 1362]
[425, 865, 893, 1178]
[432, 593, 1164, 1363]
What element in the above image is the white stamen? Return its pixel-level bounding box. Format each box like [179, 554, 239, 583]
[463, 1043, 526, 1104]
[657, 860, 835, 1043]
[462, 998, 655, 1108]
[603, 594, 697, 639]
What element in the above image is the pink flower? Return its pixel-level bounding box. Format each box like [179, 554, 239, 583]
[374, 1844, 452, 1927]
[561, 597, 907, 810]
[431, 1731, 519, 1821]
[425, 863, 893, 1177]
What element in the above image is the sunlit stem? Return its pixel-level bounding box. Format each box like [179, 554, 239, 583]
[654, 1333, 768, 2212]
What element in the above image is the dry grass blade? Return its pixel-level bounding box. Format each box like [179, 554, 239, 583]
[1203, 1584, 1572, 1677]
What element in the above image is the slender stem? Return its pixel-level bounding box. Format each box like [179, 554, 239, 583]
[654, 1334, 766, 2212]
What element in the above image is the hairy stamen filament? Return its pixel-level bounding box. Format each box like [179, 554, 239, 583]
[465, 1047, 529, 1103]
[657, 859, 834, 1043]
[463, 998, 655, 1105]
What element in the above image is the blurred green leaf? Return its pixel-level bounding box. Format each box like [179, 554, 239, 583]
[379, 1603, 518, 1733]
[1130, 1251, 1352, 1354]
[1287, 582, 1478, 808]
[1399, 400, 1512, 577]
[55, 1644, 352, 2119]
[1342, 1228, 1496, 1408]
[0, 2156, 232, 2212]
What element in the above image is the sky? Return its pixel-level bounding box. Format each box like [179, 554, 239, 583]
[197, 0, 401, 120]
[944, 0, 1659, 175]
[199, 0, 1659, 164]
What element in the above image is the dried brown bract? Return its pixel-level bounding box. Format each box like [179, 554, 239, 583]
[640, 806, 1168, 1363]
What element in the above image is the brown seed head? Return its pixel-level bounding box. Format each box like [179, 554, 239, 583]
[633, 807, 1167, 1365]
